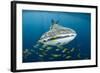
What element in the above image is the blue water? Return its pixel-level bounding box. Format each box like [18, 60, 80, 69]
[22, 10, 91, 63]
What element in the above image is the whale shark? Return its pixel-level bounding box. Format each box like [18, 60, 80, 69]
[38, 20, 77, 46]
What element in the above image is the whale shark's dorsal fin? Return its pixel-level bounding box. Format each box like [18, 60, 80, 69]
[50, 19, 59, 30]
[52, 19, 59, 24]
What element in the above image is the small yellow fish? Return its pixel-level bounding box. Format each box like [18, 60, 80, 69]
[45, 47, 53, 52]
[23, 49, 28, 54]
[40, 48, 44, 51]
[42, 44, 47, 48]
[52, 54, 61, 58]
[55, 49, 60, 51]
[46, 47, 52, 50]
[39, 54, 44, 57]
[23, 49, 32, 58]
[62, 48, 68, 53]
[31, 49, 38, 55]
[33, 44, 39, 48]
[65, 56, 71, 59]
[71, 48, 75, 52]
[39, 50, 47, 55]
[24, 49, 32, 55]
[77, 53, 81, 58]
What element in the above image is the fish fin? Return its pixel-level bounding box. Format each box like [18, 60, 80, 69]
[50, 19, 59, 30]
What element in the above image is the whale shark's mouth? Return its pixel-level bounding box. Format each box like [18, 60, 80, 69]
[43, 34, 75, 42]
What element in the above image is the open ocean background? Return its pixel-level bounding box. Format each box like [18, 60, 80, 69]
[22, 10, 91, 63]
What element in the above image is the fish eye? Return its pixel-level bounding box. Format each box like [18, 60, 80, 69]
[43, 40, 46, 42]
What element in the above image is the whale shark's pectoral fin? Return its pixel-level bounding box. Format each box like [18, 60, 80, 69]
[33, 44, 39, 48]
[56, 42, 61, 45]
[56, 45, 64, 49]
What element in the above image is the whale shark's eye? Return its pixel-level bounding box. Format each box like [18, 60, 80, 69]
[43, 40, 46, 42]
[71, 35, 74, 36]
